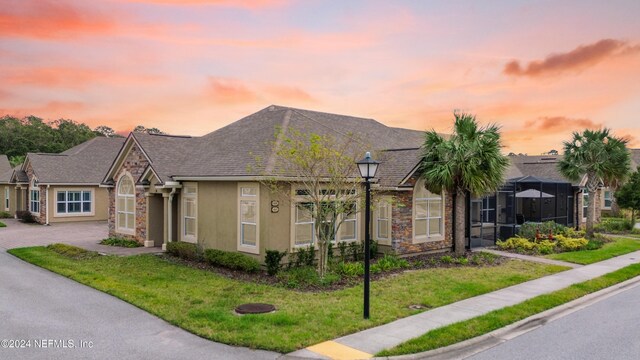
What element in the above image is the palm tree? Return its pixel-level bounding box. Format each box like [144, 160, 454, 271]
[558, 129, 631, 237]
[420, 112, 509, 255]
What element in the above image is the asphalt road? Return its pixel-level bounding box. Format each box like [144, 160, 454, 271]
[0, 249, 279, 360]
[467, 281, 640, 360]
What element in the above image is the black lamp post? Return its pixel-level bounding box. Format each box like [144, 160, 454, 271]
[356, 151, 379, 319]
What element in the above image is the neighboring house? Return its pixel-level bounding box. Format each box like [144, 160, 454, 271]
[0, 155, 16, 215]
[601, 148, 640, 216]
[102, 105, 453, 259]
[11, 137, 125, 225]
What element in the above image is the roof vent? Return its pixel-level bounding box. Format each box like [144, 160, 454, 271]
[540, 157, 557, 161]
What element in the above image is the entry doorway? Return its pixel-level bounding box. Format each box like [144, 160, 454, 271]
[148, 194, 164, 247]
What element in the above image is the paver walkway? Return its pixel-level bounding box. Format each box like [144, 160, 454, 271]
[0, 219, 161, 255]
[288, 250, 640, 359]
[476, 248, 582, 268]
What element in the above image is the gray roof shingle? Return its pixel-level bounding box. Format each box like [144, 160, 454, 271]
[27, 137, 125, 184]
[0, 155, 12, 184]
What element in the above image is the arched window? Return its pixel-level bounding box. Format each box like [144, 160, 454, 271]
[413, 178, 444, 241]
[117, 174, 135, 233]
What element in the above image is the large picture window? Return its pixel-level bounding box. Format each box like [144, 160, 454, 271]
[238, 183, 259, 254]
[182, 183, 197, 243]
[56, 190, 92, 215]
[413, 179, 444, 242]
[117, 174, 135, 233]
[30, 180, 40, 214]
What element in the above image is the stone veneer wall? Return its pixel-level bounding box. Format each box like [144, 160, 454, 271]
[23, 162, 47, 225]
[107, 142, 149, 243]
[390, 188, 454, 255]
[575, 188, 602, 228]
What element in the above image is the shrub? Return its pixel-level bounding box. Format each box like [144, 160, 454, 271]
[99, 237, 142, 248]
[440, 255, 453, 264]
[204, 249, 261, 273]
[276, 266, 341, 288]
[371, 254, 410, 273]
[496, 237, 536, 251]
[594, 218, 634, 233]
[454, 257, 469, 265]
[47, 243, 98, 259]
[0, 221, 6, 228]
[338, 241, 348, 262]
[537, 240, 556, 255]
[166, 241, 202, 261]
[555, 235, 588, 251]
[360, 239, 378, 259]
[349, 241, 361, 261]
[335, 261, 364, 277]
[17, 211, 36, 223]
[292, 245, 315, 268]
[518, 221, 572, 241]
[0, 211, 12, 219]
[265, 249, 287, 276]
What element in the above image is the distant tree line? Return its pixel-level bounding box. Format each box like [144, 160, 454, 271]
[0, 115, 164, 167]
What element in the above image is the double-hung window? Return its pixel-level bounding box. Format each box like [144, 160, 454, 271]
[413, 179, 444, 242]
[603, 190, 612, 209]
[30, 180, 40, 214]
[182, 183, 197, 243]
[56, 190, 92, 215]
[375, 197, 392, 245]
[4, 187, 9, 210]
[238, 183, 259, 254]
[582, 190, 589, 222]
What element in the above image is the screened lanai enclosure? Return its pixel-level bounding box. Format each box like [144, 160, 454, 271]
[468, 176, 577, 248]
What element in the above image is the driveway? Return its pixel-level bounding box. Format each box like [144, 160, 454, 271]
[0, 248, 280, 360]
[0, 219, 160, 255]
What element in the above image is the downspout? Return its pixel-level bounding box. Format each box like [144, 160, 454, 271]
[45, 185, 50, 226]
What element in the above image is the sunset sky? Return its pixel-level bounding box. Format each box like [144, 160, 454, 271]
[1, 0, 639, 154]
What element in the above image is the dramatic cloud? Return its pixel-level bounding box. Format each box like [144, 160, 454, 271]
[2, 67, 164, 89]
[504, 39, 639, 77]
[0, 1, 116, 39]
[206, 77, 316, 105]
[265, 86, 316, 103]
[524, 116, 601, 132]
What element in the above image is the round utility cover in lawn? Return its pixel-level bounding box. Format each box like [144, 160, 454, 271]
[235, 303, 276, 314]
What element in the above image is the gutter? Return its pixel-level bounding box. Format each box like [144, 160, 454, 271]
[45, 185, 50, 225]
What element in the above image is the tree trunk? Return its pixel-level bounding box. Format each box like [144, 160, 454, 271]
[454, 191, 466, 255]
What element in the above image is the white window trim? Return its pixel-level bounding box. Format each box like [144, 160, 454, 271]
[237, 182, 259, 254]
[374, 196, 392, 245]
[29, 180, 40, 215]
[116, 173, 136, 235]
[181, 182, 198, 244]
[289, 186, 359, 250]
[4, 187, 9, 211]
[412, 180, 445, 243]
[53, 188, 95, 217]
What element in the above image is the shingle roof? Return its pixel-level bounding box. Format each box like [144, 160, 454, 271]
[0, 155, 12, 184]
[168, 105, 426, 180]
[27, 137, 125, 184]
[506, 155, 580, 186]
[376, 148, 422, 188]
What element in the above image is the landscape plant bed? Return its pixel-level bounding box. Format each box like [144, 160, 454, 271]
[8, 246, 565, 352]
[162, 250, 507, 292]
[0, 221, 6, 228]
[378, 263, 640, 357]
[99, 237, 142, 248]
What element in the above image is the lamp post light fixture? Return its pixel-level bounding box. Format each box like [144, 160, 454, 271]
[356, 151, 379, 320]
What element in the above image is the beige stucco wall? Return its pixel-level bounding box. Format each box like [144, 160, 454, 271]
[192, 181, 291, 261]
[0, 184, 17, 215]
[47, 185, 109, 223]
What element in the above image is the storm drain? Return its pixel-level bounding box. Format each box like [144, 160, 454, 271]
[235, 303, 276, 315]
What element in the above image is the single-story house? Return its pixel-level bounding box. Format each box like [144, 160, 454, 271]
[102, 105, 623, 260]
[101, 105, 454, 259]
[0, 155, 16, 215]
[11, 137, 125, 225]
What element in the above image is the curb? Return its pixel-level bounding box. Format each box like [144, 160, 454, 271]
[373, 274, 640, 360]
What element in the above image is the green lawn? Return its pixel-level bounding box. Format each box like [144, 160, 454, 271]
[546, 237, 640, 265]
[379, 263, 640, 356]
[0, 221, 6, 228]
[8, 247, 565, 353]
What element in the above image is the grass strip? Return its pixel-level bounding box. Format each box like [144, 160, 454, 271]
[7, 246, 564, 353]
[378, 263, 640, 356]
[546, 237, 640, 265]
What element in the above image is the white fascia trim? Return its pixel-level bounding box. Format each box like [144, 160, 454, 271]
[172, 176, 362, 182]
[399, 163, 421, 186]
[38, 183, 101, 186]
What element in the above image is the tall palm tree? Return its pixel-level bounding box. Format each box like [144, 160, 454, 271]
[420, 112, 509, 255]
[558, 129, 631, 237]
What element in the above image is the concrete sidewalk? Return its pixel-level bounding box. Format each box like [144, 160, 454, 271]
[288, 251, 640, 360]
